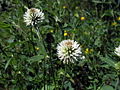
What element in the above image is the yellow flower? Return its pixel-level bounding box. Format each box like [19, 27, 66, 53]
[117, 17, 120, 20]
[63, 6, 67, 9]
[50, 30, 54, 33]
[64, 32, 68, 36]
[80, 17, 85, 20]
[112, 22, 117, 26]
[90, 49, 93, 52]
[85, 48, 89, 54]
[35, 47, 40, 51]
[85, 48, 93, 54]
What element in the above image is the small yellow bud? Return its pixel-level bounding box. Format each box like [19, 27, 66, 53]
[85, 48, 89, 54]
[64, 32, 68, 36]
[85, 48, 93, 54]
[35, 47, 39, 51]
[117, 17, 120, 20]
[50, 30, 54, 33]
[80, 17, 85, 20]
[90, 49, 93, 52]
[63, 6, 67, 9]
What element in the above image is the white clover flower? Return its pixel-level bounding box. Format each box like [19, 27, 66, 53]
[23, 8, 45, 26]
[115, 45, 120, 56]
[57, 39, 85, 64]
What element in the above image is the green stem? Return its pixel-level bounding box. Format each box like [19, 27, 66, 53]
[35, 28, 47, 55]
[44, 57, 46, 90]
[61, 65, 67, 90]
[115, 77, 119, 90]
[30, 26, 37, 55]
[50, 47, 56, 90]
[35, 27, 47, 90]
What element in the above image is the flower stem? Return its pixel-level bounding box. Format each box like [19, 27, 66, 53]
[35, 27, 47, 90]
[61, 65, 67, 90]
[30, 26, 37, 55]
[35, 27, 47, 55]
[115, 76, 119, 90]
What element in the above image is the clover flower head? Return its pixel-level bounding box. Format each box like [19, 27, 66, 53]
[23, 8, 45, 26]
[57, 39, 85, 64]
[115, 45, 120, 57]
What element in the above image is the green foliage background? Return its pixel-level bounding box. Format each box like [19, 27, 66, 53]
[0, 0, 120, 90]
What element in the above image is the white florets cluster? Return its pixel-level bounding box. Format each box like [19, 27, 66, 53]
[57, 39, 85, 64]
[23, 8, 45, 26]
[115, 45, 120, 57]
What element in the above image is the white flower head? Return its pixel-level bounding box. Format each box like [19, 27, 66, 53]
[57, 39, 85, 64]
[115, 45, 120, 57]
[23, 8, 45, 26]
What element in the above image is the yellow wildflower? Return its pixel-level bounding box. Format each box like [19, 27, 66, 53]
[85, 48, 93, 54]
[90, 49, 93, 52]
[35, 47, 40, 51]
[64, 32, 68, 36]
[85, 48, 89, 54]
[63, 6, 67, 9]
[117, 17, 120, 20]
[50, 30, 54, 33]
[80, 17, 85, 20]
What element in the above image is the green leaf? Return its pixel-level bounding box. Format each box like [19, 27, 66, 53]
[27, 55, 44, 63]
[100, 85, 114, 90]
[58, 69, 65, 75]
[101, 10, 114, 18]
[100, 56, 115, 68]
[94, 37, 101, 47]
[92, 0, 112, 4]
[5, 58, 12, 70]
[0, 22, 11, 29]
[92, 0, 103, 4]
[64, 81, 74, 90]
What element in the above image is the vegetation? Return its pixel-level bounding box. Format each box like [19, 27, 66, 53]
[0, 0, 120, 90]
